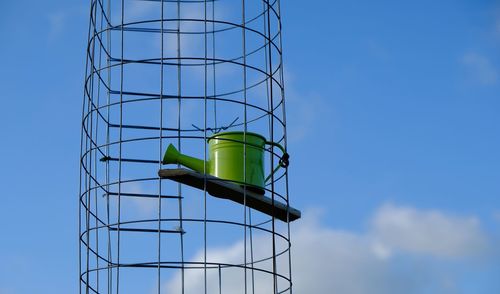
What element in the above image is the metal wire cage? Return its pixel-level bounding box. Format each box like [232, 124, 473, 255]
[79, 0, 295, 293]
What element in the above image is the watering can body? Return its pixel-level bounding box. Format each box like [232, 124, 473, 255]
[162, 132, 287, 193]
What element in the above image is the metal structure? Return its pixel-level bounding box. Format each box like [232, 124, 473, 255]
[80, 0, 295, 293]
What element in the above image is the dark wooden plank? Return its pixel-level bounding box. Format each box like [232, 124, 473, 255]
[158, 168, 301, 222]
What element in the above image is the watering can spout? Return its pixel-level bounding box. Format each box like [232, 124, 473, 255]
[162, 144, 207, 174]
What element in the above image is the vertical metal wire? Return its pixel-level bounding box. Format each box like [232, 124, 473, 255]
[93, 1, 108, 289]
[212, 0, 218, 130]
[275, 1, 294, 292]
[105, 0, 112, 292]
[176, 1, 186, 293]
[218, 264, 222, 294]
[85, 2, 98, 292]
[79, 0, 93, 290]
[203, 1, 209, 293]
[157, 0, 165, 292]
[116, 0, 125, 293]
[264, 1, 278, 292]
[241, 1, 249, 293]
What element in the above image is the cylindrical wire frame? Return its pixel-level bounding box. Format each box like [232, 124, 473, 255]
[80, 0, 293, 293]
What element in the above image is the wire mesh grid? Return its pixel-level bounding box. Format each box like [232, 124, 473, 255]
[80, 0, 293, 293]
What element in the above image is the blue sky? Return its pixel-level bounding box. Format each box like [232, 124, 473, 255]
[0, 0, 499, 293]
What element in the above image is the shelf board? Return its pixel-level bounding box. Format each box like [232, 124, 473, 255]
[158, 168, 301, 222]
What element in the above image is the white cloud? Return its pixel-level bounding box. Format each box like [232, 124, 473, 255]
[285, 70, 329, 142]
[161, 204, 494, 293]
[287, 92, 325, 142]
[366, 39, 390, 61]
[123, 1, 159, 23]
[371, 203, 489, 258]
[461, 52, 498, 85]
[290, 216, 418, 294]
[47, 11, 67, 41]
[163, 239, 271, 294]
[119, 181, 158, 217]
[496, 10, 500, 37]
[493, 210, 500, 222]
[47, 6, 87, 42]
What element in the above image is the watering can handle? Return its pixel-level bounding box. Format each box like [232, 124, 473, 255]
[264, 141, 289, 183]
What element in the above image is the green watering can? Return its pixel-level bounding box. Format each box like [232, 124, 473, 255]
[162, 131, 289, 194]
